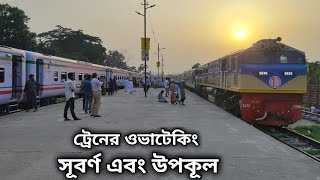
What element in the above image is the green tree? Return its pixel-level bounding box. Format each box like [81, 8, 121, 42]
[127, 66, 137, 72]
[104, 50, 129, 69]
[192, 63, 201, 69]
[307, 61, 320, 84]
[37, 25, 107, 65]
[138, 64, 148, 72]
[0, 3, 37, 50]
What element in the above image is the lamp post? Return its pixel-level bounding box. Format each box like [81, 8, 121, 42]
[156, 43, 166, 81]
[161, 54, 164, 82]
[135, 1, 156, 98]
[154, 46, 166, 82]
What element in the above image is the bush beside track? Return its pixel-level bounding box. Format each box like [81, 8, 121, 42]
[294, 125, 320, 142]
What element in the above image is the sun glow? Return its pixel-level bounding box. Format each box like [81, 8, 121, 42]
[236, 30, 246, 40]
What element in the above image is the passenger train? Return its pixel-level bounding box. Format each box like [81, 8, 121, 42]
[0, 45, 142, 113]
[177, 38, 307, 126]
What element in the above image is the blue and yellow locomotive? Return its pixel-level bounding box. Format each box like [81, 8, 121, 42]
[183, 38, 307, 126]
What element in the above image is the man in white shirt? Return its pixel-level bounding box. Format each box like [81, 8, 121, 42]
[164, 78, 170, 97]
[91, 73, 103, 117]
[124, 78, 129, 93]
[128, 79, 134, 94]
[64, 73, 81, 121]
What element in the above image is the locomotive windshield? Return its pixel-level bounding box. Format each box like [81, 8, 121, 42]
[242, 51, 306, 64]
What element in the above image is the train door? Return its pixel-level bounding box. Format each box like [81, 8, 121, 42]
[11, 55, 23, 99]
[36, 59, 44, 96]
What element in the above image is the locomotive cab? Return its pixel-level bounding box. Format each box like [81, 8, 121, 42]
[238, 39, 307, 125]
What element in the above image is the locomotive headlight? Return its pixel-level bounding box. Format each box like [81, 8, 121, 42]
[283, 71, 294, 76]
[259, 71, 268, 76]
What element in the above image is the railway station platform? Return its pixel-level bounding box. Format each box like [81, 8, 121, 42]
[0, 88, 319, 180]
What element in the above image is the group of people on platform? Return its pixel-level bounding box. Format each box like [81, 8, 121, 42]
[65, 73, 104, 121]
[22, 73, 186, 121]
[158, 78, 186, 105]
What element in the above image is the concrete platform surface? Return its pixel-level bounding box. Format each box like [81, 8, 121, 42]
[0, 89, 319, 180]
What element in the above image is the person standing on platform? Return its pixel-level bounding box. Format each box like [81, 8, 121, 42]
[129, 79, 134, 94]
[169, 80, 177, 104]
[124, 78, 129, 93]
[175, 82, 180, 100]
[91, 73, 103, 117]
[114, 79, 118, 93]
[179, 81, 186, 105]
[101, 76, 107, 96]
[80, 74, 86, 110]
[83, 74, 93, 114]
[24, 74, 39, 112]
[108, 78, 114, 95]
[64, 73, 81, 121]
[164, 78, 170, 97]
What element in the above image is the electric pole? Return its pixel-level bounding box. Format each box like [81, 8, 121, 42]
[135, 1, 155, 97]
[157, 43, 160, 79]
[161, 54, 164, 82]
[144, 0, 147, 97]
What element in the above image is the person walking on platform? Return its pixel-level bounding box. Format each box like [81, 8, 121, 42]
[164, 78, 170, 97]
[144, 77, 151, 93]
[64, 73, 81, 121]
[179, 81, 186, 105]
[83, 75, 93, 114]
[169, 80, 177, 104]
[91, 73, 103, 117]
[24, 74, 39, 112]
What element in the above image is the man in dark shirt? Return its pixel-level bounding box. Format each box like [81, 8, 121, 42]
[24, 74, 39, 112]
[83, 75, 93, 114]
[179, 81, 186, 105]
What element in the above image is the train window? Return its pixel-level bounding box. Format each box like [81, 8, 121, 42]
[68, 72, 75, 80]
[221, 59, 227, 71]
[242, 51, 271, 64]
[232, 58, 237, 71]
[78, 73, 83, 81]
[54, 71, 58, 81]
[243, 51, 306, 64]
[61, 72, 67, 81]
[0, 68, 4, 83]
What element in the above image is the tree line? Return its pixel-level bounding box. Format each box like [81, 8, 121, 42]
[0, 3, 142, 72]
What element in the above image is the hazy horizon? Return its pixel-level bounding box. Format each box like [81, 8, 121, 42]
[1, 0, 319, 74]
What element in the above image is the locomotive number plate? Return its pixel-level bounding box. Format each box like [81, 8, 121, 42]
[269, 76, 281, 89]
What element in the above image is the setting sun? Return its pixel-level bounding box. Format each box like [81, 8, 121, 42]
[236, 30, 246, 39]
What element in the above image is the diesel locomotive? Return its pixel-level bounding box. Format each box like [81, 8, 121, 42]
[179, 38, 307, 126]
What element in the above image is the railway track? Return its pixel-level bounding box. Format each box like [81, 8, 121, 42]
[186, 87, 320, 162]
[255, 125, 320, 162]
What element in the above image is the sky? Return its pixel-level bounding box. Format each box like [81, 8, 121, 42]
[1, 0, 320, 74]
